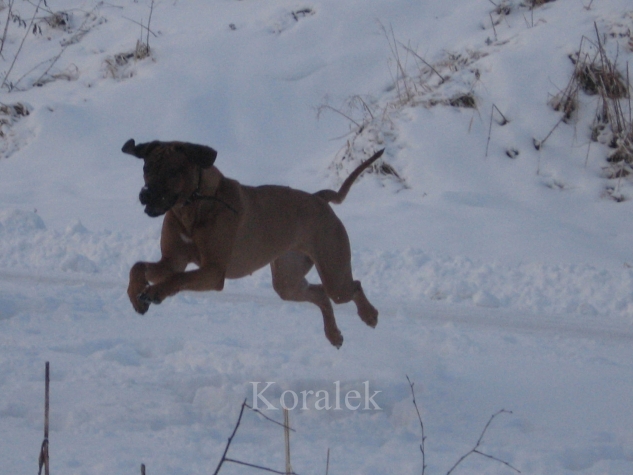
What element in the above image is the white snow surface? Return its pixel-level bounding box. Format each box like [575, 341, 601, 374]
[1, 0, 633, 473]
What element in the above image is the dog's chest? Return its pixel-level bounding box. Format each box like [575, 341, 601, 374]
[179, 233, 194, 244]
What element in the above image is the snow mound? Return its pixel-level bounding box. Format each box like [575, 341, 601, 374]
[0, 209, 46, 233]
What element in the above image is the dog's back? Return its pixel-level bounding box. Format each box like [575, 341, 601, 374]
[226, 182, 339, 279]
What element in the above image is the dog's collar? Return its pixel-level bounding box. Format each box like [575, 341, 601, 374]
[184, 168, 238, 214]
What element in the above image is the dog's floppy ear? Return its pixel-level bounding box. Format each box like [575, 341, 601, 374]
[121, 139, 159, 159]
[176, 142, 218, 169]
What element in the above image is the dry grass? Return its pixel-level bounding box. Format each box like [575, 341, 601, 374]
[319, 24, 487, 187]
[0, 102, 29, 138]
[104, 40, 151, 79]
[556, 25, 633, 200]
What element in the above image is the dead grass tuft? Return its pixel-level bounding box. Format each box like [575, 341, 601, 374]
[0, 101, 30, 157]
[43, 11, 71, 31]
[0, 102, 30, 137]
[525, 0, 557, 6]
[104, 40, 151, 79]
[448, 93, 477, 108]
[320, 24, 489, 187]
[547, 24, 632, 199]
[573, 56, 628, 99]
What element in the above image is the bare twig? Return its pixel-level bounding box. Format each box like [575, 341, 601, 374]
[146, 0, 154, 49]
[141, 463, 146, 475]
[212, 399, 248, 475]
[0, 0, 15, 59]
[486, 105, 495, 158]
[627, 62, 631, 126]
[485, 105, 508, 157]
[398, 42, 446, 84]
[2, 0, 44, 90]
[445, 410, 520, 475]
[245, 403, 297, 432]
[284, 408, 293, 475]
[325, 448, 330, 475]
[534, 114, 565, 150]
[406, 375, 427, 475]
[317, 104, 362, 128]
[493, 104, 509, 125]
[122, 16, 158, 39]
[351, 95, 375, 121]
[38, 362, 50, 475]
[224, 458, 296, 475]
[379, 21, 412, 104]
[9, 3, 101, 89]
[213, 400, 299, 475]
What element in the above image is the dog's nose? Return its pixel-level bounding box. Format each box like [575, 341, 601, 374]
[139, 186, 152, 205]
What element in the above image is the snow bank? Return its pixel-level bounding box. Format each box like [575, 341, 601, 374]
[2, 208, 632, 323]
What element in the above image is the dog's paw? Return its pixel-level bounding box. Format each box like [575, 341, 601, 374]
[326, 328, 344, 349]
[132, 298, 150, 315]
[128, 285, 150, 314]
[359, 305, 379, 328]
[139, 289, 163, 306]
[363, 310, 378, 328]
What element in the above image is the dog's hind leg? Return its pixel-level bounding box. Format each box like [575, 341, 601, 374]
[271, 251, 344, 348]
[310, 223, 379, 329]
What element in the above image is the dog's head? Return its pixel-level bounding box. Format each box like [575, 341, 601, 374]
[122, 139, 218, 217]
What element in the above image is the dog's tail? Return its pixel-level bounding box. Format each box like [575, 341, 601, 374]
[315, 148, 385, 204]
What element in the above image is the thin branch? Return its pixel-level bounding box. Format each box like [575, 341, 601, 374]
[534, 114, 565, 150]
[492, 104, 509, 125]
[284, 408, 293, 475]
[1, 0, 44, 90]
[38, 362, 50, 475]
[350, 95, 375, 121]
[379, 21, 412, 103]
[19, 2, 102, 89]
[146, 0, 155, 50]
[485, 105, 508, 157]
[398, 41, 446, 84]
[627, 62, 631, 126]
[213, 400, 300, 475]
[121, 15, 158, 38]
[212, 399, 248, 475]
[486, 105, 494, 157]
[445, 409, 520, 475]
[224, 458, 298, 475]
[0, 0, 15, 59]
[407, 375, 427, 475]
[22, 0, 54, 15]
[317, 104, 362, 128]
[245, 403, 296, 432]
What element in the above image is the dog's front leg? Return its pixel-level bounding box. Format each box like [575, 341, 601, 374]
[138, 265, 227, 306]
[135, 208, 239, 309]
[128, 260, 181, 314]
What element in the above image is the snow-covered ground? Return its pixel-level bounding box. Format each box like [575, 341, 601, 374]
[1, 0, 633, 473]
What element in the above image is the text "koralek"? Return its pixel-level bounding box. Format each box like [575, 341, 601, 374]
[251, 381, 382, 411]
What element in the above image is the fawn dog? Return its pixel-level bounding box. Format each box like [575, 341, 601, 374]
[123, 139, 383, 347]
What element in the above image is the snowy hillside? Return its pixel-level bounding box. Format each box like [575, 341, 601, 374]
[1, 0, 633, 473]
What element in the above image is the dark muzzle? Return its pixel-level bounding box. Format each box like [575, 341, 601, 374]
[139, 186, 177, 217]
